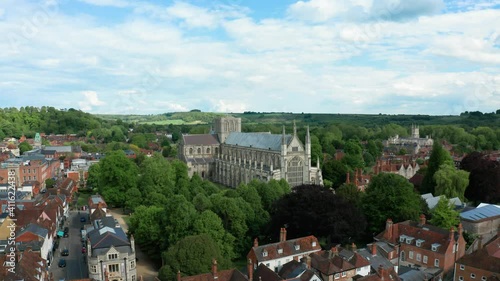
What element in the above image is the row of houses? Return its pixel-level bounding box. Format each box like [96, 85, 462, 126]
[0, 178, 78, 280]
[179, 209, 499, 281]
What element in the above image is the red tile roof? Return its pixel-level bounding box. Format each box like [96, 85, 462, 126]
[457, 235, 500, 273]
[310, 246, 370, 276]
[248, 235, 321, 263]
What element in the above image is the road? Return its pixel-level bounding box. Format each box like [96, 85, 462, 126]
[50, 211, 89, 281]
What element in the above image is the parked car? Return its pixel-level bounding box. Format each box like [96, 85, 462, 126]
[58, 259, 66, 268]
[81, 247, 86, 254]
[63, 232, 69, 238]
[80, 217, 86, 222]
[61, 249, 69, 256]
[63, 227, 69, 234]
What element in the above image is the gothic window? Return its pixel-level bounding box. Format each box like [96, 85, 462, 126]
[189, 148, 193, 155]
[215, 147, 219, 154]
[287, 157, 303, 187]
[207, 148, 211, 154]
[197, 148, 201, 154]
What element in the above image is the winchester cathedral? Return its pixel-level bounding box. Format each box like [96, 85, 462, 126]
[178, 116, 323, 187]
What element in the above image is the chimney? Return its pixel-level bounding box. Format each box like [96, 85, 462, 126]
[280, 228, 287, 242]
[371, 244, 377, 256]
[247, 259, 253, 281]
[212, 259, 218, 279]
[253, 238, 258, 248]
[419, 214, 426, 226]
[378, 265, 386, 280]
[329, 246, 338, 258]
[458, 223, 463, 236]
[477, 235, 483, 250]
[385, 219, 393, 239]
[130, 235, 136, 253]
[305, 255, 311, 269]
[351, 243, 357, 251]
[449, 227, 456, 241]
[177, 270, 181, 281]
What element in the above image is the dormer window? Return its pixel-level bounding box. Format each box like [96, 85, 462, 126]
[405, 237, 414, 244]
[416, 239, 425, 247]
[278, 248, 283, 254]
[431, 243, 440, 252]
[295, 245, 300, 251]
[312, 241, 317, 247]
[262, 250, 268, 257]
[399, 235, 407, 243]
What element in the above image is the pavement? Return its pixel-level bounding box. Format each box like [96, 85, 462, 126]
[50, 210, 89, 281]
[107, 208, 159, 281]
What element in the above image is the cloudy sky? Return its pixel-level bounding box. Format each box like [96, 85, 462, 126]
[0, 0, 499, 115]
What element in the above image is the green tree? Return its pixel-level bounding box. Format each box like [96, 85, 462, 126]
[322, 159, 348, 188]
[158, 234, 225, 281]
[163, 195, 198, 248]
[362, 173, 423, 234]
[193, 210, 236, 261]
[19, 141, 33, 155]
[429, 196, 459, 229]
[125, 188, 143, 211]
[434, 164, 469, 201]
[129, 205, 165, 259]
[45, 178, 56, 188]
[336, 183, 363, 207]
[421, 142, 453, 194]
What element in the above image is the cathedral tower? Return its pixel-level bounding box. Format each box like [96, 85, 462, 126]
[214, 117, 241, 143]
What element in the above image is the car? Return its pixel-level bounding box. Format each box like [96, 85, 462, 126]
[63, 232, 69, 238]
[63, 227, 69, 234]
[81, 247, 86, 254]
[80, 217, 86, 222]
[58, 259, 66, 268]
[61, 249, 69, 256]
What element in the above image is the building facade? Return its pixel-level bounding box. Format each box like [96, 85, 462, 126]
[179, 117, 323, 187]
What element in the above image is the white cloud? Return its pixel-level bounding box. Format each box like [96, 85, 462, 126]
[78, 0, 130, 8]
[79, 91, 105, 111]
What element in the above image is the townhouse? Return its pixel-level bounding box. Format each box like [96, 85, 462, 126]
[375, 215, 466, 276]
[309, 245, 371, 281]
[453, 235, 500, 281]
[247, 228, 322, 273]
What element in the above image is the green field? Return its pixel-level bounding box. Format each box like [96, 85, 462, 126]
[138, 119, 206, 125]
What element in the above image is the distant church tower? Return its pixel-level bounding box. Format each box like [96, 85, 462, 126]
[34, 132, 42, 149]
[411, 124, 420, 138]
[214, 117, 241, 143]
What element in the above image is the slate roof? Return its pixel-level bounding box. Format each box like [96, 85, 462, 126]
[253, 263, 281, 281]
[460, 204, 500, 222]
[456, 235, 500, 273]
[88, 226, 130, 250]
[183, 134, 220, 146]
[356, 245, 394, 272]
[18, 223, 48, 239]
[310, 247, 370, 276]
[278, 260, 318, 281]
[249, 236, 321, 263]
[44, 146, 72, 153]
[225, 132, 292, 151]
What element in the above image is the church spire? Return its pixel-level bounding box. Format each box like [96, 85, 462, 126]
[282, 125, 286, 145]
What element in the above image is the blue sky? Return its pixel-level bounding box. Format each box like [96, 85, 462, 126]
[0, 0, 498, 115]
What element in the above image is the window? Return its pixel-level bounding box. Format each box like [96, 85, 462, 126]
[459, 277, 464, 281]
[206, 148, 210, 154]
[132, 276, 136, 281]
[33, 176, 36, 180]
[416, 239, 424, 247]
[109, 264, 119, 272]
[262, 251, 268, 257]
[471, 274, 476, 279]
[406, 237, 414, 244]
[91, 265, 97, 273]
[460, 265, 465, 270]
[423, 256, 428, 264]
[342, 272, 347, 277]
[266, 263, 270, 267]
[294, 245, 300, 251]
[334, 273, 340, 279]
[416, 254, 421, 262]
[197, 148, 201, 154]
[431, 243, 440, 251]
[189, 148, 193, 154]
[409, 251, 414, 259]
[312, 242, 317, 247]
[454, 243, 459, 253]
[292, 147, 299, 152]
[482, 277, 487, 281]
[130, 260, 136, 269]
[108, 253, 118, 260]
[278, 248, 283, 254]
[434, 259, 439, 267]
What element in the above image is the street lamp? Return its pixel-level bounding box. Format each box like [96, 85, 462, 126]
[100, 260, 104, 281]
[124, 257, 128, 281]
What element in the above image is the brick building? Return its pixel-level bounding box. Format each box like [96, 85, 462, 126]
[453, 235, 500, 281]
[375, 215, 466, 276]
